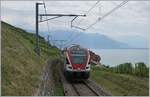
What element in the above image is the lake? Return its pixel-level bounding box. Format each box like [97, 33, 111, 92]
[90, 49, 149, 67]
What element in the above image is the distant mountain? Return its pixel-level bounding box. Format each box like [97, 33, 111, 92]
[117, 36, 149, 49]
[49, 30, 129, 49]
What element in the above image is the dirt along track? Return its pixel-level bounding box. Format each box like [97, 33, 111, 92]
[36, 59, 63, 96]
[36, 60, 55, 96]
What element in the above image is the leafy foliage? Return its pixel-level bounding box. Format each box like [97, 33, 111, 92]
[134, 62, 149, 77]
[109, 62, 149, 77]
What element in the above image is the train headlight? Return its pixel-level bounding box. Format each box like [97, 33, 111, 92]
[68, 66, 72, 69]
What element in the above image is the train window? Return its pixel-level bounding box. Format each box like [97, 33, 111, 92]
[71, 50, 86, 55]
[71, 56, 87, 64]
[66, 58, 69, 64]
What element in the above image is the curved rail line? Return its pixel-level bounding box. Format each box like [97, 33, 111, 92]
[71, 81, 99, 96]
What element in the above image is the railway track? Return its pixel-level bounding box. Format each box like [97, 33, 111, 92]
[71, 81, 99, 96]
[59, 70, 111, 96]
[58, 61, 111, 96]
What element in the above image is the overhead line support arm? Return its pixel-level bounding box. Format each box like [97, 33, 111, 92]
[39, 14, 86, 17]
[35, 2, 86, 56]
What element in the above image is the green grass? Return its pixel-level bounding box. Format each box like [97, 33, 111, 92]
[52, 59, 64, 96]
[1, 21, 62, 96]
[90, 66, 149, 96]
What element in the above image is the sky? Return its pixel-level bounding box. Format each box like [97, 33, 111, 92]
[1, 1, 150, 48]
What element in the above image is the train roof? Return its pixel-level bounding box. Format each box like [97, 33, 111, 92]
[63, 44, 89, 52]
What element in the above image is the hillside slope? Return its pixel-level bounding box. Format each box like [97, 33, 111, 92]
[1, 21, 60, 95]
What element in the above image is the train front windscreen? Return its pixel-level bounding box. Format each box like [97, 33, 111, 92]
[70, 50, 87, 65]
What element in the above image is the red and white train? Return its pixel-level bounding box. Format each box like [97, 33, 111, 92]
[63, 45, 90, 79]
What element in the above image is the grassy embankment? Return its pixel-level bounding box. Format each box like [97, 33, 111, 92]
[91, 66, 149, 96]
[1, 21, 63, 96]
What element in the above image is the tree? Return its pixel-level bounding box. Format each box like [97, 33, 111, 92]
[134, 62, 149, 77]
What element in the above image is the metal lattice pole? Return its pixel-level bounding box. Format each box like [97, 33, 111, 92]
[35, 3, 40, 56]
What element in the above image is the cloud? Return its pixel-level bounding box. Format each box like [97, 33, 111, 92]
[1, 1, 150, 45]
